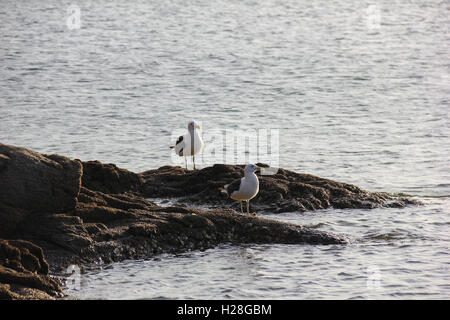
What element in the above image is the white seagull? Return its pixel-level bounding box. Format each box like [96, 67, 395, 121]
[170, 120, 204, 170]
[222, 164, 260, 216]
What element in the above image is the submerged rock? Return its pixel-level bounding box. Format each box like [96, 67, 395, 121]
[0, 143, 418, 299]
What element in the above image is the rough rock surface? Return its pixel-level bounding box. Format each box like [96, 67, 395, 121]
[81, 160, 143, 194]
[30, 186, 347, 273]
[140, 164, 418, 212]
[0, 239, 61, 299]
[0, 144, 82, 238]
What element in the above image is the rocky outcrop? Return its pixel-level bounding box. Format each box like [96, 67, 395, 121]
[1, 143, 366, 299]
[140, 164, 418, 213]
[0, 143, 421, 299]
[26, 186, 347, 273]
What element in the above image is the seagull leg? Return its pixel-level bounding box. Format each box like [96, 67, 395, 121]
[246, 201, 257, 216]
[240, 201, 243, 214]
[192, 154, 196, 170]
[184, 156, 187, 170]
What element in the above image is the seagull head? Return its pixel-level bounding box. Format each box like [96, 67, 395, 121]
[188, 121, 200, 131]
[244, 163, 260, 173]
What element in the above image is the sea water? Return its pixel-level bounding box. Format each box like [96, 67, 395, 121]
[1, 0, 449, 299]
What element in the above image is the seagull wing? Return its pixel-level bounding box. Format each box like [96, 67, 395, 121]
[170, 135, 183, 148]
[170, 135, 185, 156]
[175, 135, 183, 145]
[224, 178, 243, 196]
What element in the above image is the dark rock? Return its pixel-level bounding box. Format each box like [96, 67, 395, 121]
[0, 143, 82, 238]
[81, 160, 143, 194]
[0, 240, 62, 299]
[141, 164, 419, 212]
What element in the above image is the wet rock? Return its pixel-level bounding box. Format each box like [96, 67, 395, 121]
[141, 164, 418, 212]
[0, 240, 62, 299]
[31, 177, 348, 270]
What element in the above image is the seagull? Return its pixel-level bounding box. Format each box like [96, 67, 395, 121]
[222, 164, 260, 216]
[170, 120, 204, 170]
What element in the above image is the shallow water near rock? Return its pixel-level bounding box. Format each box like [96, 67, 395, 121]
[1, 0, 449, 299]
[66, 197, 449, 300]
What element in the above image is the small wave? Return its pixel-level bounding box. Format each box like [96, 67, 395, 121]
[304, 222, 328, 229]
[362, 230, 433, 242]
[422, 195, 450, 199]
[364, 232, 402, 241]
[389, 192, 414, 197]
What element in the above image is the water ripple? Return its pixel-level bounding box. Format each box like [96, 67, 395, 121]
[2, 0, 449, 300]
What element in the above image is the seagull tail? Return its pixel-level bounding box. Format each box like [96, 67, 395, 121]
[169, 146, 175, 149]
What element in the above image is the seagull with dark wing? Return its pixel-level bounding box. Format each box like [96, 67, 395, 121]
[222, 164, 260, 216]
[170, 120, 204, 170]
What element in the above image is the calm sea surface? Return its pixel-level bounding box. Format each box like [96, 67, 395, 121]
[1, 0, 449, 299]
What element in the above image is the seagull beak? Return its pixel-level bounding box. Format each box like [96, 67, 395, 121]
[195, 124, 200, 129]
